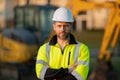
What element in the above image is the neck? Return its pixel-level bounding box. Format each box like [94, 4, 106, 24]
[57, 37, 69, 50]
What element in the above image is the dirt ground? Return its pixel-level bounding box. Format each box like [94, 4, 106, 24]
[0, 70, 38, 80]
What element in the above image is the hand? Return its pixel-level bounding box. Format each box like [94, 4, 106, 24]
[68, 62, 78, 73]
[44, 63, 49, 67]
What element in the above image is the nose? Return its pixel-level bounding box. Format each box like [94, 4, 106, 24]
[61, 26, 66, 31]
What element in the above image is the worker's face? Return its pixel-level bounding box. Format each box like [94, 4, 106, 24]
[53, 22, 72, 40]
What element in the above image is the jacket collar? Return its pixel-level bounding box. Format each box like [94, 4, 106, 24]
[49, 34, 77, 45]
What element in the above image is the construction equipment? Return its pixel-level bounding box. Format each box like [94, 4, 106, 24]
[0, 4, 57, 63]
[0, 4, 57, 80]
[66, 0, 120, 80]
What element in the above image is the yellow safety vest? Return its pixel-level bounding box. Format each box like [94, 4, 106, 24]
[36, 42, 90, 80]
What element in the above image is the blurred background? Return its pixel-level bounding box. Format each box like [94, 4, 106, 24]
[0, 0, 120, 80]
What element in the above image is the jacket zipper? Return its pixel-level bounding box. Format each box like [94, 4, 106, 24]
[68, 52, 71, 65]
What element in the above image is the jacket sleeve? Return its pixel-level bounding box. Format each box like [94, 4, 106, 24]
[71, 44, 90, 80]
[36, 44, 49, 79]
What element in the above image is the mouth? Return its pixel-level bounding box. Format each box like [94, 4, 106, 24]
[61, 31, 66, 34]
[60, 32, 66, 36]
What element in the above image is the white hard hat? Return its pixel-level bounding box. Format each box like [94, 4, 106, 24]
[52, 7, 74, 22]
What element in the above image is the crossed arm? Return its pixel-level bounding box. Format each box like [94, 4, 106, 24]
[44, 63, 78, 80]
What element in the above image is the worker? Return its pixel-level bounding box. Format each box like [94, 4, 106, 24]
[36, 7, 90, 80]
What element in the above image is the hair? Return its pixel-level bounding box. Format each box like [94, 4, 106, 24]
[53, 21, 73, 25]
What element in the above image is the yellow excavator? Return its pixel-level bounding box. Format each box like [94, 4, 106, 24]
[0, 3, 57, 80]
[0, 5, 57, 63]
[66, 0, 119, 80]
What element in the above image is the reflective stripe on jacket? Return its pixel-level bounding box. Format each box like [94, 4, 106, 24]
[36, 34, 90, 80]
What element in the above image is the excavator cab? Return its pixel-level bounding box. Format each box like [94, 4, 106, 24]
[14, 5, 57, 44]
[15, 5, 56, 31]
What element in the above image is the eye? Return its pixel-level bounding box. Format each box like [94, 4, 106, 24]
[57, 25, 62, 28]
[64, 25, 69, 28]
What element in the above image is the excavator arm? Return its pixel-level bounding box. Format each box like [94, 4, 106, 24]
[66, 0, 114, 17]
[99, 5, 120, 61]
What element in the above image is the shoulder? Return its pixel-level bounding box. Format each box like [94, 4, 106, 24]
[77, 42, 90, 57]
[38, 42, 49, 51]
[41, 42, 49, 47]
[77, 41, 89, 50]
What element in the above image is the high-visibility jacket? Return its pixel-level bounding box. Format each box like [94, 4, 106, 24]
[36, 34, 90, 80]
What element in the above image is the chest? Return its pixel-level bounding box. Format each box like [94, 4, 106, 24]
[48, 45, 80, 68]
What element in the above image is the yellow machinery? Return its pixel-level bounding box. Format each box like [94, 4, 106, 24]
[0, 33, 38, 63]
[0, 5, 57, 63]
[0, 4, 57, 79]
[66, 0, 120, 80]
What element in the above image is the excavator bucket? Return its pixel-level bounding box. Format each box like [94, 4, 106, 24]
[88, 60, 117, 80]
